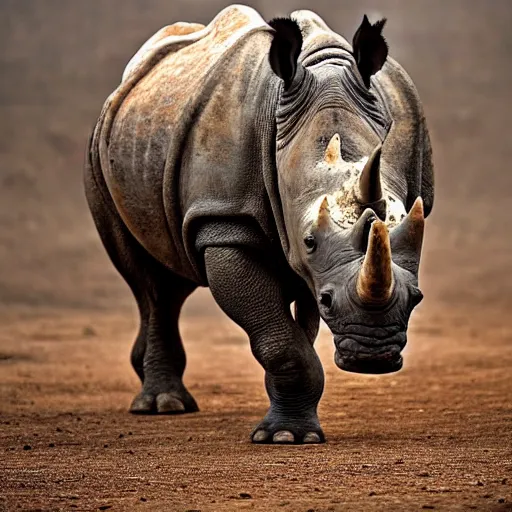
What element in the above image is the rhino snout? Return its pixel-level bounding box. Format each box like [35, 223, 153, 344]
[333, 328, 407, 374]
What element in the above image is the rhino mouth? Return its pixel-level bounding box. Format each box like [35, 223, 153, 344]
[333, 328, 406, 374]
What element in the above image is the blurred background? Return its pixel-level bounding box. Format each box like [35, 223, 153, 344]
[2, 3, 512, 509]
[1, 0, 511, 321]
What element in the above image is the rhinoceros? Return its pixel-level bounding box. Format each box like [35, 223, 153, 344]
[85, 5, 433, 444]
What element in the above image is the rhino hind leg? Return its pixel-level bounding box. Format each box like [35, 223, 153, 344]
[127, 272, 198, 415]
[204, 246, 325, 444]
[84, 164, 198, 415]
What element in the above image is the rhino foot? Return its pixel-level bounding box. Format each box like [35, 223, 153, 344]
[129, 389, 198, 415]
[251, 415, 325, 444]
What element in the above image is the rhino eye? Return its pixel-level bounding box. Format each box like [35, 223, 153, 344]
[304, 234, 317, 253]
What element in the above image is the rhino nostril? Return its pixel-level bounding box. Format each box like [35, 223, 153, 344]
[319, 291, 333, 310]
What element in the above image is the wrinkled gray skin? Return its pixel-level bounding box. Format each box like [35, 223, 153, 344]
[84, 6, 433, 444]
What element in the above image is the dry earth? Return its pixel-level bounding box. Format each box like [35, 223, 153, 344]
[1, 0, 511, 510]
[1, 306, 512, 511]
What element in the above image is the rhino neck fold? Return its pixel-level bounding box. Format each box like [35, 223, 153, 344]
[275, 70, 318, 151]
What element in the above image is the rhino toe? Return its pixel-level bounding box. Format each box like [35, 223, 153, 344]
[252, 430, 270, 443]
[155, 393, 186, 413]
[303, 432, 322, 443]
[272, 430, 295, 443]
[129, 393, 154, 413]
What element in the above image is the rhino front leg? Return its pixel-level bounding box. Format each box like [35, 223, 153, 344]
[204, 246, 325, 444]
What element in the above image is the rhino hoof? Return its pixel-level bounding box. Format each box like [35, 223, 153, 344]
[129, 391, 198, 415]
[251, 414, 325, 444]
[252, 427, 325, 444]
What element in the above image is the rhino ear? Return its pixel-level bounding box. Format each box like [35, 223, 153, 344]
[268, 17, 303, 89]
[352, 15, 388, 88]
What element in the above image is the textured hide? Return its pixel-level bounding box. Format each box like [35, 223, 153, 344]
[87, 5, 433, 285]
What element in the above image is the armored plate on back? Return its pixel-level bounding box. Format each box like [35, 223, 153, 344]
[85, 5, 433, 444]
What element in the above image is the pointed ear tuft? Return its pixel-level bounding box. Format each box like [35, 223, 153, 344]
[268, 17, 303, 89]
[352, 15, 389, 88]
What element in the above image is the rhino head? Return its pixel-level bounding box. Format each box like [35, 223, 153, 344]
[302, 156, 425, 375]
[268, 15, 425, 374]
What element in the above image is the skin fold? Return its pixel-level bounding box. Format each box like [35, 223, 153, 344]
[84, 5, 433, 444]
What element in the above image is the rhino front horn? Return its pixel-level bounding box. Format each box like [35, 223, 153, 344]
[390, 197, 425, 274]
[357, 219, 394, 304]
[357, 144, 383, 204]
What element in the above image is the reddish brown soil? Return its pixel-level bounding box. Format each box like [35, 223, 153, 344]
[1, 304, 511, 511]
[1, 1, 512, 511]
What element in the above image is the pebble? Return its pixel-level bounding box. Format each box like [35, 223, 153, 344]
[83, 326, 97, 337]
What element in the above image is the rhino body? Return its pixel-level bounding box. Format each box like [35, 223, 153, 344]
[85, 5, 433, 443]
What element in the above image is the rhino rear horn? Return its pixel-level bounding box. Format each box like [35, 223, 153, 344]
[356, 144, 383, 204]
[356, 219, 394, 304]
[324, 133, 342, 165]
[390, 197, 425, 275]
[351, 208, 378, 252]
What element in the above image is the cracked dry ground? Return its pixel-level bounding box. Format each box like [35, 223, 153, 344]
[0, 304, 511, 511]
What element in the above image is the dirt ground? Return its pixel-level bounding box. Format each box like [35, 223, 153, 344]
[1, 0, 512, 511]
[1, 306, 511, 511]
